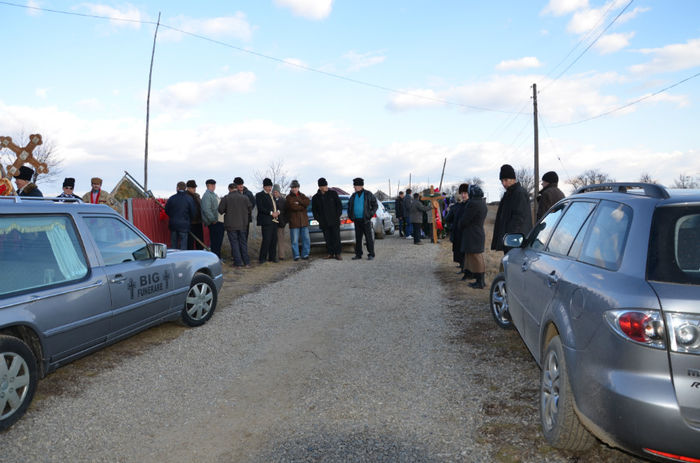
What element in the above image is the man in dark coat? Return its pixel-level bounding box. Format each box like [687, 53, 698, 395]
[395, 191, 405, 237]
[312, 177, 343, 260]
[273, 184, 288, 260]
[255, 178, 280, 264]
[57, 177, 80, 200]
[218, 185, 253, 267]
[444, 184, 468, 269]
[165, 181, 196, 250]
[234, 177, 255, 238]
[186, 180, 204, 250]
[536, 171, 565, 221]
[13, 166, 42, 197]
[403, 188, 414, 239]
[347, 177, 378, 260]
[460, 184, 488, 288]
[491, 164, 533, 254]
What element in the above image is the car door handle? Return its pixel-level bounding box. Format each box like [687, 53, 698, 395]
[521, 261, 530, 272]
[547, 271, 559, 287]
[110, 274, 126, 284]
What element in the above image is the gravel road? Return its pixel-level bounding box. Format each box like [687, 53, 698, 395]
[1, 236, 643, 462]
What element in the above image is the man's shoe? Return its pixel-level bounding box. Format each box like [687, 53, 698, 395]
[323, 254, 333, 259]
[335, 255, 343, 260]
[367, 255, 374, 260]
[272, 258, 279, 263]
[351, 255, 362, 260]
[405, 236, 412, 240]
[414, 242, 423, 245]
[294, 257, 300, 261]
[302, 256, 309, 260]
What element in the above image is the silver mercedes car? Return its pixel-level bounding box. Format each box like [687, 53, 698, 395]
[491, 183, 700, 462]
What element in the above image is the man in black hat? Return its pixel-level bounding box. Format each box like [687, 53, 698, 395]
[312, 177, 343, 260]
[13, 166, 42, 197]
[201, 179, 224, 259]
[234, 177, 256, 238]
[536, 171, 565, 220]
[347, 177, 378, 260]
[186, 180, 204, 250]
[255, 178, 280, 263]
[57, 177, 80, 200]
[491, 164, 532, 254]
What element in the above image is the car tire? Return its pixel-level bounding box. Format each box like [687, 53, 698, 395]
[376, 224, 385, 239]
[540, 335, 595, 451]
[489, 272, 513, 329]
[181, 273, 218, 327]
[0, 335, 38, 431]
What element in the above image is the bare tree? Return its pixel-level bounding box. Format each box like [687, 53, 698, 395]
[639, 172, 658, 184]
[672, 173, 699, 189]
[465, 176, 484, 188]
[0, 132, 63, 185]
[253, 160, 291, 192]
[567, 169, 615, 190]
[514, 166, 535, 200]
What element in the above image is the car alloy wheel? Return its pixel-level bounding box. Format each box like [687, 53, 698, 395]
[0, 336, 38, 431]
[182, 274, 218, 327]
[489, 273, 513, 329]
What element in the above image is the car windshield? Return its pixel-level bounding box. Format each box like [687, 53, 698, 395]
[383, 201, 395, 212]
[647, 205, 700, 285]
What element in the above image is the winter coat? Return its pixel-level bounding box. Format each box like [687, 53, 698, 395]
[186, 191, 202, 225]
[491, 182, 533, 251]
[312, 189, 342, 229]
[18, 183, 42, 197]
[347, 189, 378, 221]
[459, 198, 487, 254]
[218, 191, 252, 232]
[242, 187, 256, 223]
[200, 189, 220, 226]
[285, 191, 311, 229]
[536, 183, 565, 221]
[165, 190, 196, 233]
[395, 197, 404, 218]
[444, 201, 466, 243]
[255, 190, 279, 226]
[82, 189, 117, 208]
[276, 196, 287, 228]
[409, 199, 432, 223]
[403, 195, 413, 221]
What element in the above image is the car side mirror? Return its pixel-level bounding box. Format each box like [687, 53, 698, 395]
[148, 243, 168, 259]
[503, 233, 525, 248]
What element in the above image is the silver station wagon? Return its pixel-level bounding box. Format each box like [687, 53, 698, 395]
[0, 197, 223, 430]
[491, 183, 700, 462]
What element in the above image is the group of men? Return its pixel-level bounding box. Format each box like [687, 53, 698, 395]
[392, 188, 436, 245]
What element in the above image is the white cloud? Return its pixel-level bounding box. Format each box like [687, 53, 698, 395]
[618, 6, 651, 24]
[280, 58, 307, 71]
[496, 57, 542, 71]
[26, 0, 41, 15]
[386, 89, 441, 111]
[160, 12, 254, 42]
[274, 0, 333, 20]
[35, 88, 48, 99]
[152, 73, 256, 108]
[77, 3, 144, 29]
[594, 32, 634, 54]
[541, 0, 589, 16]
[343, 50, 386, 72]
[567, 6, 604, 34]
[76, 98, 103, 111]
[629, 38, 700, 74]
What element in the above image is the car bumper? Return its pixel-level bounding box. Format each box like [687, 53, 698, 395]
[567, 340, 700, 460]
[309, 226, 355, 246]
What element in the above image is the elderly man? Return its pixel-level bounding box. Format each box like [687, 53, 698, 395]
[536, 171, 565, 221]
[347, 177, 378, 260]
[312, 177, 343, 260]
[201, 179, 224, 259]
[284, 180, 311, 261]
[82, 177, 119, 211]
[165, 181, 196, 250]
[56, 177, 81, 201]
[255, 178, 280, 264]
[491, 164, 533, 254]
[185, 180, 204, 250]
[13, 166, 42, 197]
[218, 181, 253, 268]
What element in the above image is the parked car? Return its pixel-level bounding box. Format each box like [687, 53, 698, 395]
[382, 200, 399, 228]
[489, 183, 700, 461]
[0, 196, 223, 430]
[307, 194, 355, 246]
[372, 199, 395, 239]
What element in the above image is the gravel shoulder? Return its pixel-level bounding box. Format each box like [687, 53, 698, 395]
[1, 232, 644, 462]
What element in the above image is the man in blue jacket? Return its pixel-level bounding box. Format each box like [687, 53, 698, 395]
[165, 181, 196, 250]
[347, 177, 378, 260]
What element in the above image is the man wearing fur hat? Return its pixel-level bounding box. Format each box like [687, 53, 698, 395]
[255, 178, 280, 263]
[57, 177, 80, 200]
[312, 177, 343, 260]
[82, 177, 119, 212]
[491, 164, 532, 254]
[347, 177, 378, 260]
[536, 171, 565, 221]
[13, 166, 42, 197]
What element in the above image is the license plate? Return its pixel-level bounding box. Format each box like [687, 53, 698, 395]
[310, 220, 319, 226]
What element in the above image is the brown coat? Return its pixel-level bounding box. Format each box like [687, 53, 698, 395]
[82, 188, 121, 213]
[284, 191, 310, 229]
[218, 191, 252, 231]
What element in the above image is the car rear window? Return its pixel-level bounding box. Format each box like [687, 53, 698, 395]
[647, 205, 700, 285]
[0, 215, 89, 296]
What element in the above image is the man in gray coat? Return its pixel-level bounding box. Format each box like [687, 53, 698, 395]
[410, 192, 432, 245]
[201, 179, 224, 259]
[218, 186, 252, 267]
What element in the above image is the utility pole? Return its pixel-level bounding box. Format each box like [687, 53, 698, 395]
[532, 83, 540, 222]
[388, 178, 391, 197]
[438, 157, 447, 192]
[409, 173, 412, 189]
[144, 12, 161, 192]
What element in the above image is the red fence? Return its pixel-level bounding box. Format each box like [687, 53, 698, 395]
[123, 198, 210, 248]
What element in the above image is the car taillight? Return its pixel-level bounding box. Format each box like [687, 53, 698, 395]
[372, 213, 377, 218]
[340, 218, 353, 225]
[665, 312, 700, 354]
[604, 310, 665, 349]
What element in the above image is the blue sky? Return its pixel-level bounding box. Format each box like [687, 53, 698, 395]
[1, 0, 699, 200]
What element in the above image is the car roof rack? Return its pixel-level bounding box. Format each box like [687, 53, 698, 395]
[0, 196, 84, 204]
[573, 182, 670, 199]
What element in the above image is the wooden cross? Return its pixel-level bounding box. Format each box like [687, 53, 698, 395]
[0, 134, 49, 179]
[420, 185, 445, 243]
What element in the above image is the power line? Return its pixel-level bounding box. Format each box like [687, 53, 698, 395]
[0, 0, 520, 115]
[551, 69, 700, 128]
[537, 114, 571, 181]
